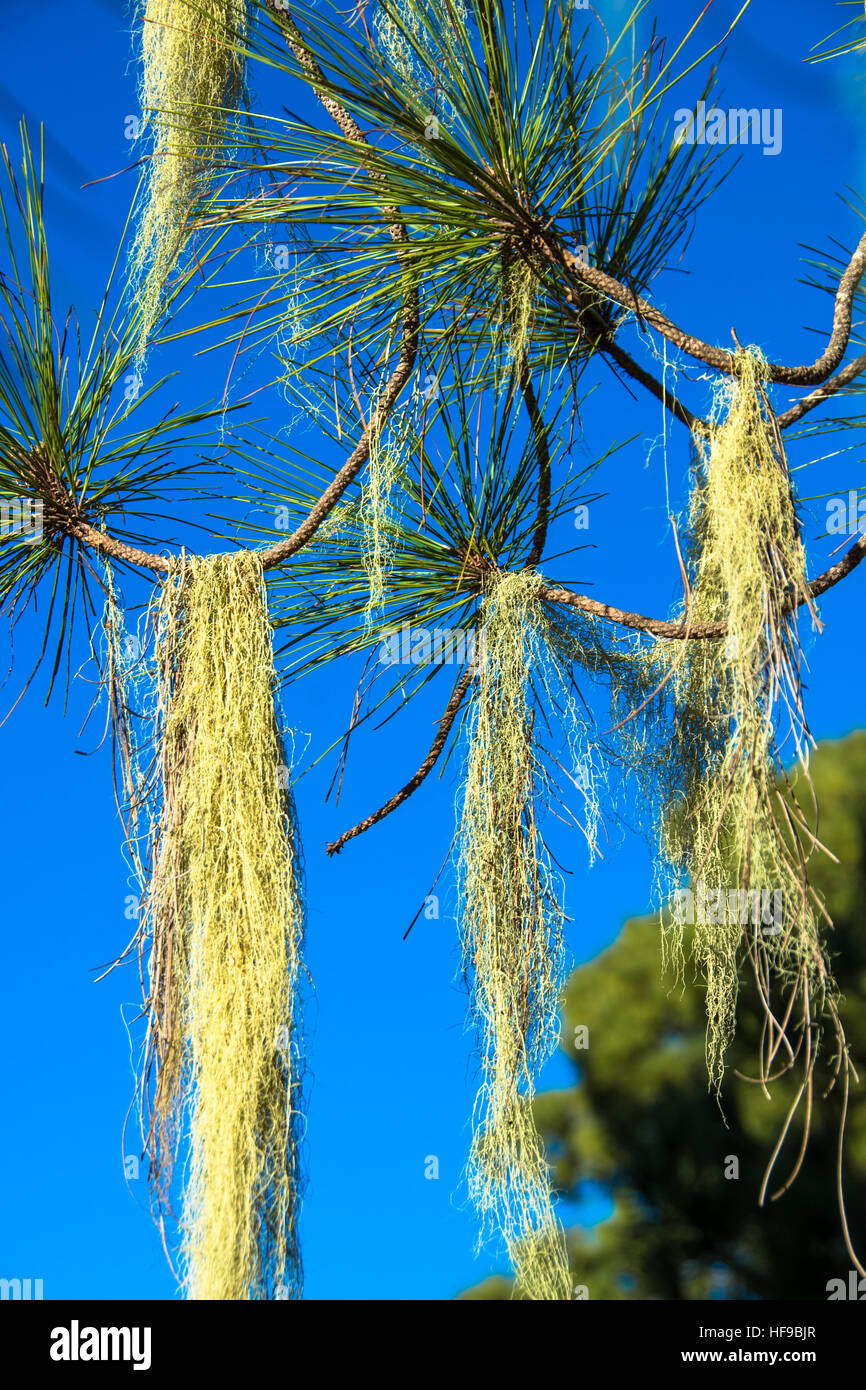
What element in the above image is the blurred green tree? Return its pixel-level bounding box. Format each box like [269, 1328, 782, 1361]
[462, 731, 866, 1300]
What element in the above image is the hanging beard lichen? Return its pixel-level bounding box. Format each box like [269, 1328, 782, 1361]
[458, 570, 575, 1301]
[500, 247, 542, 371]
[610, 350, 837, 1090]
[138, 551, 305, 1300]
[133, 0, 248, 352]
[360, 407, 408, 629]
[374, 0, 469, 130]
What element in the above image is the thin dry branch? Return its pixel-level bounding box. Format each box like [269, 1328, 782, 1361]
[326, 663, 475, 855]
[601, 332, 702, 431]
[522, 367, 551, 568]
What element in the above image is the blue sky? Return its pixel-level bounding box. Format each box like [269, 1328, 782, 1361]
[0, 0, 864, 1301]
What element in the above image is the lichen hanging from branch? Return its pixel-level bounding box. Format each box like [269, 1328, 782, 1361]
[360, 396, 410, 630]
[130, 551, 305, 1300]
[133, 0, 249, 351]
[607, 350, 838, 1092]
[458, 569, 599, 1300]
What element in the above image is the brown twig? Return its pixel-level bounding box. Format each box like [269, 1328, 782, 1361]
[600, 332, 703, 432]
[326, 663, 475, 854]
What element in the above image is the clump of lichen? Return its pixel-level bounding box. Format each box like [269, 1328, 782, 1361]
[458, 570, 600, 1299]
[601, 351, 834, 1088]
[134, 552, 305, 1300]
[133, 0, 248, 352]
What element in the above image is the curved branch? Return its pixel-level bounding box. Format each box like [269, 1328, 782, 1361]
[259, 318, 418, 568]
[71, 519, 172, 573]
[541, 582, 725, 638]
[777, 351, 866, 429]
[539, 230, 866, 386]
[255, 1, 419, 571]
[555, 273, 702, 431]
[326, 664, 475, 855]
[807, 529, 866, 600]
[18, 447, 171, 573]
[541, 531, 866, 640]
[46, 5, 419, 580]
